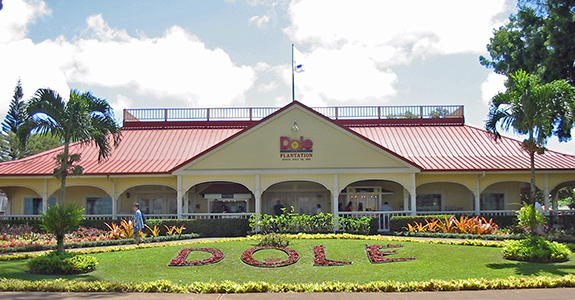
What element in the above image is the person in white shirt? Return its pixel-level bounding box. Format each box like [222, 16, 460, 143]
[380, 202, 393, 229]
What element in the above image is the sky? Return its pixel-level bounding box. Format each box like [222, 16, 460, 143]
[1, 0, 574, 154]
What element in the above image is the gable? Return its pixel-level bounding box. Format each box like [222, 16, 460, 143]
[177, 104, 417, 172]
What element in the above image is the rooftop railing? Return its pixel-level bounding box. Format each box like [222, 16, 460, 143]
[124, 105, 464, 124]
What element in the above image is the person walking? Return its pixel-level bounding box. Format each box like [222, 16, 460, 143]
[132, 202, 145, 244]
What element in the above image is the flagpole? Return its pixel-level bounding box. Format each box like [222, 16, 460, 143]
[291, 43, 295, 102]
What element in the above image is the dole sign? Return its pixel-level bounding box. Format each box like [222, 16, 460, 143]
[280, 136, 313, 161]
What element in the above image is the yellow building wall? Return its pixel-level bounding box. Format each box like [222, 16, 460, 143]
[182, 175, 255, 192]
[417, 182, 474, 210]
[338, 173, 413, 191]
[482, 181, 523, 210]
[480, 173, 531, 191]
[260, 173, 333, 192]
[186, 108, 410, 171]
[49, 186, 110, 207]
[113, 177, 177, 195]
[6, 186, 40, 215]
[417, 173, 477, 191]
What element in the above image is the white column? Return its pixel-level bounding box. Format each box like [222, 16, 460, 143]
[42, 179, 48, 212]
[544, 174, 550, 214]
[111, 177, 117, 219]
[177, 175, 183, 219]
[410, 173, 417, 216]
[255, 175, 261, 214]
[403, 189, 409, 211]
[332, 174, 339, 216]
[475, 175, 481, 216]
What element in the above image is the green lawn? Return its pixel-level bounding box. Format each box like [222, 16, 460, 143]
[2, 237, 575, 285]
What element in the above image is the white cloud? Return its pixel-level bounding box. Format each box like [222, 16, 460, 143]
[110, 94, 134, 122]
[286, 0, 508, 56]
[481, 72, 507, 104]
[1, 10, 257, 113]
[293, 45, 398, 106]
[70, 15, 257, 107]
[283, 0, 510, 105]
[0, 0, 50, 43]
[248, 15, 270, 28]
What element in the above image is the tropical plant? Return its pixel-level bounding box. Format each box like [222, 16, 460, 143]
[105, 219, 135, 239]
[502, 235, 571, 263]
[145, 224, 161, 237]
[485, 69, 575, 235]
[18, 88, 122, 204]
[164, 224, 185, 236]
[40, 203, 84, 254]
[517, 202, 547, 235]
[404, 215, 499, 235]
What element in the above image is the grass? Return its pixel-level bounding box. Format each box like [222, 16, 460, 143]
[1, 237, 575, 285]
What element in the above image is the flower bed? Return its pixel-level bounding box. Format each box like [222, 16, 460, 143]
[365, 244, 416, 263]
[313, 245, 352, 266]
[241, 246, 300, 268]
[169, 248, 225, 266]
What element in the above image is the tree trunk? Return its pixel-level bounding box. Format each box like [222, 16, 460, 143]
[529, 149, 538, 236]
[56, 234, 65, 254]
[58, 143, 69, 205]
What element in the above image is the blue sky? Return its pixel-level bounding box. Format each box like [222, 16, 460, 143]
[2, 0, 574, 154]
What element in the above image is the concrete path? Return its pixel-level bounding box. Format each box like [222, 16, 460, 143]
[1, 289, 575, 300]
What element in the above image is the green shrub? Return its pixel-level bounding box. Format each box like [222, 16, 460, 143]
[255, 233, 291, 247]
[27, 251, 98, 274]
[338, 216, 372, 235]
[503, 236, 571, 263]
[481, 215, 518, 229]
[248, 213, 371, 234]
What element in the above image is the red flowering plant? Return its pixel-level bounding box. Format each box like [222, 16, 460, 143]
[169, 248, 225, 266]
[365, 244, 416, 263]
[313, 245, 352, 266]
[241, 246, 300, 268]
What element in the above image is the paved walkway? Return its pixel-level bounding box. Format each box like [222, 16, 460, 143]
[1, 289, 575, 300]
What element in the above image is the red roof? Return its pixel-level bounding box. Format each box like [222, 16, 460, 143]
[0, 128, 242, 176]
[350, 125, 575, 171]
[1, 102, 575, 176]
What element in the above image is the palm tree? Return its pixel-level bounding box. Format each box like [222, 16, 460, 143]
[486, 69, 575, 234]
[19, 88, 122, 204]
[41, 203, 84, 254]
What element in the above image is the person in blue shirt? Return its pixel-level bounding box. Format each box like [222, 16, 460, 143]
[132, 202, 144, 244]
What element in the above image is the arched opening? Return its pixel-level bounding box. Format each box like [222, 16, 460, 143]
[0, 186, 42, 216]
[50, 186, 112, 217]
[262, 181, 329, 215]
[416, 182, 474, 213]
[186, 181, 254, 216]
[120, 185, 177, 218]
[481, 181, 535, 212]
[341, 180, 408, 212]
[551, 181, 575, 211]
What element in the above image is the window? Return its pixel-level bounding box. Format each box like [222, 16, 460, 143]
[85, 197, 112, 214]
[24, 198, 55, 215]
[416, 194, 442, 211]
[480, 193, 505, 210]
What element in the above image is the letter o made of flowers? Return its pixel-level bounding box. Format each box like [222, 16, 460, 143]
[241, 246, 300, 268]
[169, 248, 225, 266]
